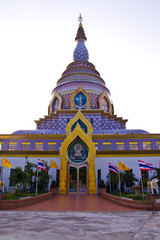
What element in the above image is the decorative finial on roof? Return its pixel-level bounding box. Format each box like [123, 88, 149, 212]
[73, 15, 89, 62]
[78, 13, 83, 24]
[75, 14, 87, 42]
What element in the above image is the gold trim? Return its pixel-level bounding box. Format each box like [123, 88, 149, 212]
[0, 150, 60, 157]
[99, 90, 113, 114]
[65, 110, 93, 138]
[59, 123, 96, 194]
[1, 133, 160, 140]
[49, 90, 62, 114]
[70, 85, 90, 109]
[96, 149, 160, 157]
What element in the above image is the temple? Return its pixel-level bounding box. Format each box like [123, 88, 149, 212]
[0, 16, 160, 193]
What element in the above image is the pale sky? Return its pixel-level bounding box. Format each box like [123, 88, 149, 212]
[0, 0, 160, 134]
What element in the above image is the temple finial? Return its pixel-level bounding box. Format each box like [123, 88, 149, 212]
[78, 13, 83, 24]
[73, 15, 89, 61]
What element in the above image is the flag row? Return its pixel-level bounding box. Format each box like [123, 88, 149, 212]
[108, 160, 154, 174]
[1, 157, 58, 171]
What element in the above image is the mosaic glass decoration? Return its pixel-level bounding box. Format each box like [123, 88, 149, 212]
[74, 92, 86, 109]
[68, 137, 88, 163]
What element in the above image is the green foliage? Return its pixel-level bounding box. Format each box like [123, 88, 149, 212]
[24, 159, 37, 192]
[106, 172, 121, 192]
[9, 166, 25, 195]
[5, 192, 45, 200]
[9, 158, 51, 194]
[122, 170, 138, 187]
[106, 170, 138, 193]
[34, 160, 51, 192]
[153, 168, 160, 179]
[13, 185, 21, 196]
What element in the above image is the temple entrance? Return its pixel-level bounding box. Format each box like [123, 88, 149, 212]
[69, 166, 87, 193]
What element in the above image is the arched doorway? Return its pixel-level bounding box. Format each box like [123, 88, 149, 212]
[69, 165, 88, 193]
[68, 137, 88, 193]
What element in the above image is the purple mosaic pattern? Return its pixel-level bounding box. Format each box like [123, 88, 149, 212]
[62, 61, 100, 77]
[73, 40, 89, 62]
[57, 73, 105, 86]
[52, 81, 110, 110]
[62, 67, 100, 76]
[61, 94, 71, 109]
[66, 61, 97, 70]
[90, 93, 100, 109]
[36, 114, 126, 133]
[102, 119, 125, 130]
[54, 81, 109, 95]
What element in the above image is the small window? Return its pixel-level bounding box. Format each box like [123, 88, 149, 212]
[0, 142, 4, 150]
[34, 142, 43, 151]
[21, 142, 30, 151]
[129, 142, 139, 150]
[116, 142, 125, 150]
[101, 131, 105, 134]
[143, 142, 152, 150]
[47, 143, 56, 151]
[8, 142, 17, 151]
[103, 142, 112, 150]
[55, 132, 59, 135]
[156, 142, 160, 150]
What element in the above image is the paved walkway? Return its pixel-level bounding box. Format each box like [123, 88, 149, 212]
[15, 194, 137, 211]
[0, 211, 160, 240]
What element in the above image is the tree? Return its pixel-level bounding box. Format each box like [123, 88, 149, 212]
[123, 170, 138, 188]
[106, 170, 138, 193]
[106, 172, 121, 192]
[9, 166, 25, 195]
[24, 159, 37, 192]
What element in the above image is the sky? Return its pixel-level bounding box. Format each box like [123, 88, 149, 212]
[0, 0, 160, 134]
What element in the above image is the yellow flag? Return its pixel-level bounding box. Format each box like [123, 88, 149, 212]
[2, 156, 12, 168]
[50, 159, 58, 169]
[118, 161, 130, 171]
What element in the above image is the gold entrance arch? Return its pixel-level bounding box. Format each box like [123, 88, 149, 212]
[59, 111, 97, 194]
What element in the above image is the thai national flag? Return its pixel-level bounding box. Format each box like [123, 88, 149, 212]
[138, 160, 153, 171]
[38, 159, 47, 172]
[108, 162, 119, 174]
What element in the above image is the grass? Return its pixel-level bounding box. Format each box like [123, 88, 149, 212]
[5, 192, 46, 200]
[111, 192, 147, 201]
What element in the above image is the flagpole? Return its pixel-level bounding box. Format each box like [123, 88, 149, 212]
[119, 170, 121, 197]
[140, 171, 144, 200]
[35, 166, 38, 196]
[109, 171, 111, 194]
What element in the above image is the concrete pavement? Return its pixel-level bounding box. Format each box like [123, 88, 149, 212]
[0, 211, 160, 240]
